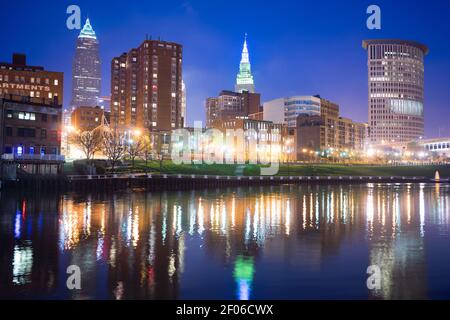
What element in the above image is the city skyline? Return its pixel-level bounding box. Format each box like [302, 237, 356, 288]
[2, 0, 450, 138]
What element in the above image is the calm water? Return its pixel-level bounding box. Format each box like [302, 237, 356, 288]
[1, 183, 450, 300]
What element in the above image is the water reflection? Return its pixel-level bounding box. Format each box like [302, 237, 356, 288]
[0, 183, 449, 299]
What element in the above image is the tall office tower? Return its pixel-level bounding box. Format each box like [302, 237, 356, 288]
[235, 34, 255, 93]
[71, 18, 101, 108]
[181, 80, 186, 127]
[111, 39, 183, 132]
[363, 39, 428, 145]
[205, 90, 261, 128]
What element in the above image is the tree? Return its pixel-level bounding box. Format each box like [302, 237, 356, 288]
[102, 129, 126, 172]
[126, 135, 146, 168]
[69, 129, 103, 161]
[141, 135, 153, 168]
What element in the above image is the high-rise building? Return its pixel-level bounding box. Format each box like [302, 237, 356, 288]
[111, 39, 183, 132]
[0, 53, 63, 104]
[263, 95, 339, 127]
[235, 34, 255, 93]
[71, 18, 101, 108]
[362, 39, 428, 145]
[205, 90, 261, 128]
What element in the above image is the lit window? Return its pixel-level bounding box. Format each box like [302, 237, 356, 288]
[18, 112, 36, 121]
[54, 79, 59, 85]
[48, 92, 53, 98]
[153, 73, 157, 78]
[152, 122, 157, 127]
[171, 93, 176, 98]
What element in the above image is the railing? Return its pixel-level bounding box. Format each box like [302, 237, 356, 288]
[66, 173, 430, 182]
[1, 153, 65, 162]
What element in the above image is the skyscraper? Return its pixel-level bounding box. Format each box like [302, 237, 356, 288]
[235, 34, 255, 93]
[71, 18, 101, 109]
[111, 39, 183, 132]
[363, 39, 428, 145]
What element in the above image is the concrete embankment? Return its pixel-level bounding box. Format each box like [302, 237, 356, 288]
[2, 173, 435, 192]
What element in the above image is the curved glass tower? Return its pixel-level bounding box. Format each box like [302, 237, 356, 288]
[71, 18, 101, 108]
[363, 39, 428, 145]
[235, 34, 255, 93]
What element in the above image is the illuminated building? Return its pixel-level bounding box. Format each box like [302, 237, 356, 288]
[206, 90, 261, 128]
[235, 34, 255, 94]
[263, 95, 339, 128]
[71, 18, 101, 108]
[363, 39, 428, 145]
[296, 114, 367, 158]
[111, 39, 183, 132]
[71, 106, 105, 132]
[0, 53, 63, 104]
[0, 94, 64, 176]
[212, 118, 286, 162]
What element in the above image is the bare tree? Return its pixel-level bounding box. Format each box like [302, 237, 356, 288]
[141, 135, 153, 168]
[126, 135, 146, 168]
[102, 129, 126, 172]
[69, 129, 103, 161]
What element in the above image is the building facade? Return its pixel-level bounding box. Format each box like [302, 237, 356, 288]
[111, 39, 183, 132]
[213, 118, 286, 162]
[296, 114, 367, 159]
[71, 19, 101, 108]
[263, 95, 339, 128]
[71, 106, 105, 132]
[0, 95, 64, 176]
[206, 90, 261, 128]
[235, 34, 255, 94]
[0, 54, 63, 104]
[363, 39, 428, 145]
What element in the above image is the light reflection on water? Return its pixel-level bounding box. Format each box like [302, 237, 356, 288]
[0, 183, 449, 300]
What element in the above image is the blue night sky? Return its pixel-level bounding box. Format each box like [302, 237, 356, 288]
[1, 0, 450, 137]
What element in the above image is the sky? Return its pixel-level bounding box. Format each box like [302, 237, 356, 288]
[1, 0, 450, 138]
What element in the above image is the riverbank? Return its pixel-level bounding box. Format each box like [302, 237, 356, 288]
[4, 163, 448, 192]
[64, 161, 450, 178]
[3, 172, 445, 193]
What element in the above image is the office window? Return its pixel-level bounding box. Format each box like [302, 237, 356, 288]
[6, 127, 12, 136]
[18, 112, 36, 120]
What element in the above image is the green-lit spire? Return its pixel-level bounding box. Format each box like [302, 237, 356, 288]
[79, 18, 97, 39]
[235, 33, 255, 93]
